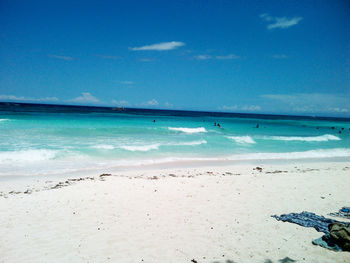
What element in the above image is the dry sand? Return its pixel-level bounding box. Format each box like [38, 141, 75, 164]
[0, 161, 350, 263]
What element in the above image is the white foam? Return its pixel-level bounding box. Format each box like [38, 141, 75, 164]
[119, 144, 160, 152]
[226, 148, 350, 160]
[0, 149, 58, 163]
[103, 148, 350, 167]
[0, 119, 10, 122]
[168, 127, 207, 134]
[1, 148, 349, 177]
[227, 136, 256, 144]
[91, 144, 115, 150]
[266, 134, 341, 142]
[169, 140, 207, 146]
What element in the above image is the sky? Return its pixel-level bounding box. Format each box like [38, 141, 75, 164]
[0, 0, 349, 117]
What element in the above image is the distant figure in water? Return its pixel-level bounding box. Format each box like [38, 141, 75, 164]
[256, 123, 259, 128]
[214, 122, 217, 126]
[153, 120, 156, 123]
[217, 123, 221, 128]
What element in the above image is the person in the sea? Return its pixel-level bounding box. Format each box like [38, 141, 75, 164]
[214, 122, 217, 126]
[153, 120, 156, 123]
[217, 123, 221, 128]
[256, 123, 259, 128]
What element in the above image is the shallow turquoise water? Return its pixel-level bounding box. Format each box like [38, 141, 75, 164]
[1, 103, 349, 176]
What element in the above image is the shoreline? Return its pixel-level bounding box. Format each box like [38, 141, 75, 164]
[1, 161, 350, 262]
[0, 154, 349, 179]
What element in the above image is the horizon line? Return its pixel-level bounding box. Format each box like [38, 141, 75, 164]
[1, 101, 349, 120]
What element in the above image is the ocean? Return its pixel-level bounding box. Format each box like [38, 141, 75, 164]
[1, 102, 349, 177]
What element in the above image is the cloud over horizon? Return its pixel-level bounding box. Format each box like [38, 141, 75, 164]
[129, 41, 185, 51]
[0, 94, 59, 102]
[145, 99, 159, 106]
[70, 92, 99, 103]
[221, 105, 261, 112]
[139, 99, 159, 107]
[261, 93, 349, 114]
[260, 13, 303, 29]
[112, 99, 129, 106]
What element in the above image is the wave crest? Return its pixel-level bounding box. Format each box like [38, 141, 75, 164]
[91, 144, 115, 150]
[227, 136, 256, 144]
[266, 134, 340, 142]
[169, 140, 207, 146]
[0, 149, 58, 162]
[119, 144, 160, 152]
[168, 127, 207, 134]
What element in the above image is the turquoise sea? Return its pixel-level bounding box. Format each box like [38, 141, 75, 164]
[0, 103, 350, 177]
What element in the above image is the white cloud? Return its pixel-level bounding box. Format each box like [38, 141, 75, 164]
[139, 58, 154, 62]
[48, 54, 74, 61]
[327, 107, 349, 113]
[70, 92, 99, 103]
[260, 13, 273, 21]
[261, 94, 296, 101]
[164, 102, 173, 108]
[222, 105, 238, 111]
[129, 41, 185, 51]
[0, 94, 59, 102]
[216, 54, 240, 60]
[241, 105, 261, 111]
[194, 54, 240, 60]
[146, 99, 159, 106]
[138, 99, 159, 107]
[112, 100, 129, 106]
[260, 13, 303, 29]
[222, 105, 261, 112]
[194, 55, 212, 60]
[261, 93, 350, 114]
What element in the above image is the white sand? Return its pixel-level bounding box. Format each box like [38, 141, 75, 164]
[1, 161, 350, 263]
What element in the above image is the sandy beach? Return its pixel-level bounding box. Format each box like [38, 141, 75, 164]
[0, 161, 349, 263]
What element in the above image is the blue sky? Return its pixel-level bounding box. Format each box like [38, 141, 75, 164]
[0, 0, 349, 117]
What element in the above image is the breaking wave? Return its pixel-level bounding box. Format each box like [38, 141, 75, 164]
[265, 134, 341, 142]
[0, 149, 58, 162]
[168, 127, 207, 134]
[95, 148, 350, 167]
[227, 136, 256, 144]
[169, 140, 207, 146]
[119, 144, 160, 152]
[123, 148, 350, 164]
[91, 144, 115, 150]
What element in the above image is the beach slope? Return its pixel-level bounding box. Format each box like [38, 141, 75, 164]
[1, 161, 350, 263]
